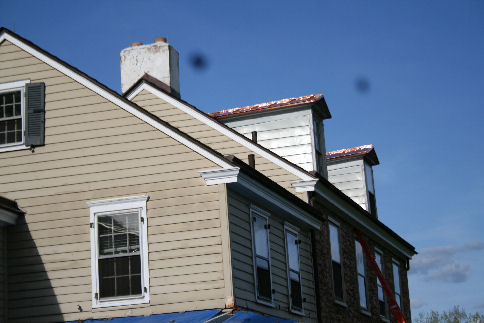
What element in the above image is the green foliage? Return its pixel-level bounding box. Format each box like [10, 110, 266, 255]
[414, 306, 484, 323]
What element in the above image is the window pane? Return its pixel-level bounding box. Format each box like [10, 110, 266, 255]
[378, 285, 384, 302]
[16, 130, 22, 142]
[395, 294, 401, 307]
[0, 107, 3, 118]
[6, 119, 15, 131]
[6, 131, 15, 143]
[128, 233, 140, 252]
[5, 93, 13, 105]
[286, 231, 300, 272]
[358, 275, 367, 308]
[99, 235, 113, 255]
[98, 216, 112, 236]
[112, 214, 128, 234]
[379, 299, 386, 316]
[117, 276, 130, 296]
[393, 263, 401, 294]
[100, 277, 115, 298]
[0, 133, 4, 144]
[116, 256, 130, 276]
[256, 257, 269, 270]
[113, 234, 128, 254]
[131, 274, 142, 295]
[14, 103, 21, 116]
[365, 163, 374, 193]
[131, 254, 141, 274]
[5, 105, 13, 118]
[14, 92, 20, 104]
[256, 263, 272, 300]
[253, 216, 269, 258]
[329, 224, 340, 263]
[332, 261, 343, 300]
[290, 277, 303, 310]
[99, 258, 115, 278]
[355, 241, 365, 275]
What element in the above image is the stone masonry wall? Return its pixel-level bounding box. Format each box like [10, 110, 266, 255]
[311, 197, 411, 323]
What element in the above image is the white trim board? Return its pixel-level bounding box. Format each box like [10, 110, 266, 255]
[199, 168, 321, 230]
[0, 32, 232, 170]
[127, 82, 315, 182]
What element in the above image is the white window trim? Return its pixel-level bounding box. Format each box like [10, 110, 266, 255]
[284, 224, 304, 315]
[392, 258, 402, 309]
[88, 195, 150, 308]
[374, 248, 387, 318]
[355, 240, 368, 310]
[328, 220, 345, 301]
[0, 79, 30, 153]
[250, 205, 274, 306]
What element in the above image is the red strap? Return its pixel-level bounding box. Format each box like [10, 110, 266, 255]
[355, 230, 407, 323]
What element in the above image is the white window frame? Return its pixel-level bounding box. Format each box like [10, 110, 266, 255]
[328, 217, 345, 303]
[375, 248, 387, 318]
[284, 223, 304, 315]
[250, 205, 273, 306]
[0, 80, 30, 153]
[88, 195, 150, 308]
[392, 259, 402, 309]
[355, 240, 368, 310]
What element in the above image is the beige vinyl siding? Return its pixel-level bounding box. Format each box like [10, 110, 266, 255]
[0, 40, 226, 322]
[131, 90, 307, 201]
[227, 189, 318, 322]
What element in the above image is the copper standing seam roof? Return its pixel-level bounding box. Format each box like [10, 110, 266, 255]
[326, 144, 375, 160]
[208, 94, 324, 118]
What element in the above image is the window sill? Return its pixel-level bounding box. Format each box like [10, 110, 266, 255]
[256, 298, 275, 308]
[0, 144, 29, 153]
[360, 309, 371, 317]
[289, 308, 305, 316]
[334, 299, 348, 308]
[92, 294, 149, 308]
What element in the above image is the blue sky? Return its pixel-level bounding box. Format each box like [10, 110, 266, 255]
[2, 0, 483, 318]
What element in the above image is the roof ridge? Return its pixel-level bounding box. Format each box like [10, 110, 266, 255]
[208, 93, 324, 118]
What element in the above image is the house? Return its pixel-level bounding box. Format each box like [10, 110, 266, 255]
[0, 27, 415, 323]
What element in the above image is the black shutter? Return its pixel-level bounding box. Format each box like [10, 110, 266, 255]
[25, 82, 45, 147]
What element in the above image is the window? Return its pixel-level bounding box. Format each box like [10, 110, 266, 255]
[329, 222, 344, 301]
[375, 250, 386, 317]
[0, 80, 45, 152]
[88, 195, 150, 308]
[285, 226, 303, 313]
[355, 240, 367, 309]
[312, 118, 326, 174]
[393, 260, 402, 309]
[365, 163, 377, 217]
[250, 206, 272, 304]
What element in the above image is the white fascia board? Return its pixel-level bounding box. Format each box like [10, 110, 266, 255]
[0, 209, 20, 226]
[127, 83, 315, 181]
[237, 173, 321, 230]
[0, 33, 232, 170]
[198, 168, 240, 186]
[314, 185, 413, 258]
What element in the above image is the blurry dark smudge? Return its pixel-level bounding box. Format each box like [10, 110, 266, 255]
[189, 52, 209, 71]
[355, 76, 370, 94]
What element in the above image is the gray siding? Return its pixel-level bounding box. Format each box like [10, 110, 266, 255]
[0, 227, 6, 322]
[223, 109, 315, 172]
[227, 189, 318, 322]
[327, 159, 369, 211]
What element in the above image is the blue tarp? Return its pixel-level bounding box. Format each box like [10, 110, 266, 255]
[224, 311, 296, 323]
[66, 309, 296, 323]
[66, 309, 220, 323]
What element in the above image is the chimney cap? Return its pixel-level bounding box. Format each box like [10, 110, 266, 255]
[131, 42, 143, 47]
[155, 37, 167, 43]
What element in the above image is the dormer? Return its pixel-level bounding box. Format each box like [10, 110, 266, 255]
[326, 145, 379, 217]
[209, 94, 331, 177]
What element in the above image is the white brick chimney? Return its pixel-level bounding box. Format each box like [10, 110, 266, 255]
[120, 37, 180, 96]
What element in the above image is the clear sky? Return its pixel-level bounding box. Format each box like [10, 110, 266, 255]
[1, 0, 483, 318]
